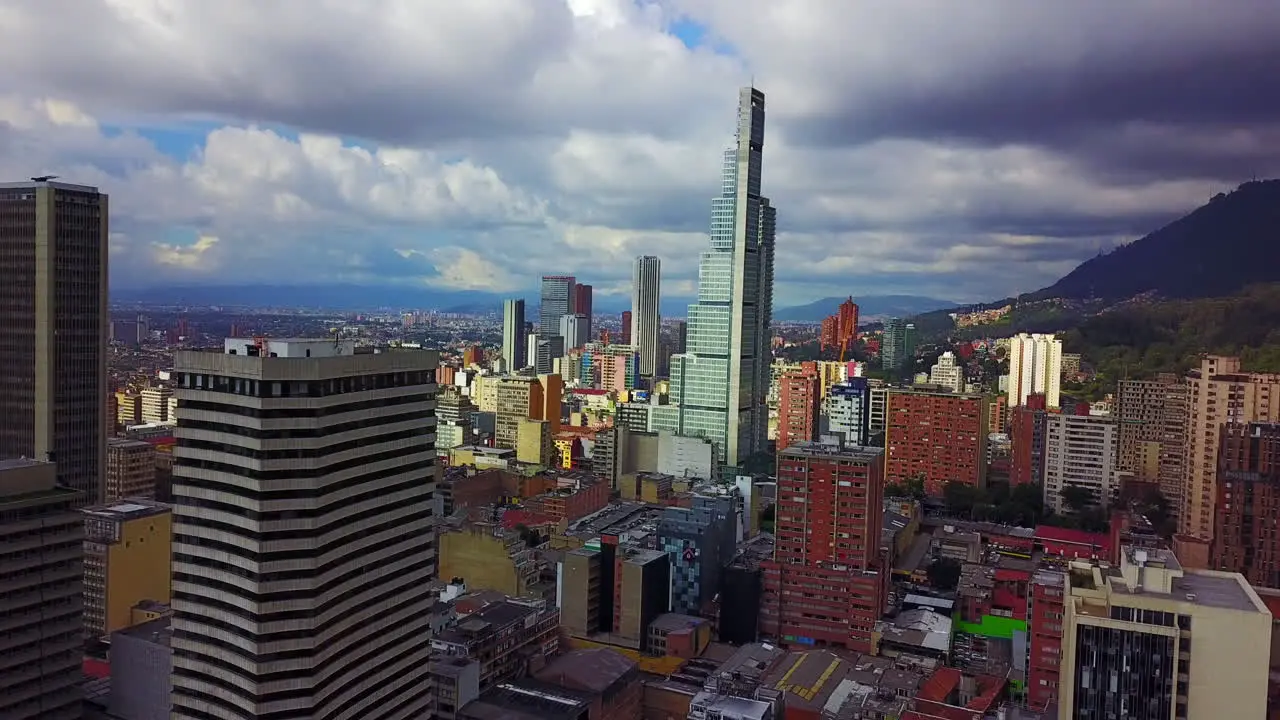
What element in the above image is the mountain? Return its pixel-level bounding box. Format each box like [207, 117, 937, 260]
[1032, 180, 1280, 301]
[773, 295, 957, 323]
[110, 283, 694, 317]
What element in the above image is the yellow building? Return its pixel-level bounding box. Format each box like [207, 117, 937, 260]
[438, 526, 541, 597]
[517, 418, 554, 466]
[82, 499, 172, 637]
[116, 391, 142, 426]
[1057, 547, 1271, 720]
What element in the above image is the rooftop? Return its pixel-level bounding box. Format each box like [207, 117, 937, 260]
[83, 498, 170, 521]
[536, 648, 636, 694]
[461, 681, 592, 720]
[116, 616, 171, 647]
[780, 442, 884, 463]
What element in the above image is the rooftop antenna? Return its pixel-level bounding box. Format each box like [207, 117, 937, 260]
[31, 175, 59, 183]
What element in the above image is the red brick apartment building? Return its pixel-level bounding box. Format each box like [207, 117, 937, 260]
[1027, 570, 1066, 711]
[1214, 422, 1280, 587]
[761, 443, 885, 653]
[777, 371, 820, 451]
[885, 388, 989, 496]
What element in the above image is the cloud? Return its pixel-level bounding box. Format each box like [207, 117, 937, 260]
[1, 1, 1278, 306]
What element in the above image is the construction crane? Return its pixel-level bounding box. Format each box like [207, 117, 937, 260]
[839, 337, 849, 363]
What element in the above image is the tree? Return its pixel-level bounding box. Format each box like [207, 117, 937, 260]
[760, 504, 776, 533]
[1060, 485, 1095, 515]
[927, 557, 963, 591]
[943, 482, 980, 517]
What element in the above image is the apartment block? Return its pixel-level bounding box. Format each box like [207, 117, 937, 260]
[105, 437, 157, 501]
[1057, 547, 1270, 720]
[1042, 414, 1121, 513]
[139, 386, 173, 424]
[1009, 394, 1048, 487]
[1182, 356, 1280, 557]
[929, 351, 966, 392]
[1007, 332, 1063, 409]
[762, 443, 885, 653]
[82, 498, 172, 638]
[612, 547, 671, 643]
[1213, 422, 1280, 587]
[1116, 375, 1189, 514]
[776, 371, 819, 451]
[1027, 570, 1067, 711]
[495, 376, 543, 449]
[885, 388, 989, 497]
[0, 458, 84, 720]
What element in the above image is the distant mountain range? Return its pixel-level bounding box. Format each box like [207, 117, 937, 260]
[111, 283, 957, 323]
[772, 295, 956, 323]
[1029, 179, 1280, 302]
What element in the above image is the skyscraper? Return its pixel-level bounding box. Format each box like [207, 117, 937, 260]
[573, 283, 593, 340]
[620, 311, 632, 344]
[881, 317, 905, 371]
[1006, 332, 1063, 409]
[559, 312, 589, 350]
[502, 298, 526, 370]
[0, 178, 108, 506]
[170, 339, 440, 719]
[538, 275, 575, 373]
[631, 255, 662, 377]
[654, 87, 776, 468]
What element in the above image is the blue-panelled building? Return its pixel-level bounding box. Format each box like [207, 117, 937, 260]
[658, 492, 740, 615]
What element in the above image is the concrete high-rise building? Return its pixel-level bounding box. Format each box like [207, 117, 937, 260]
[495, 376, 543, 449]
[1009, 394, 1049, 487]
[559, 312, 589, 351]
[620, 310, 632, 345]
[105, 437, 158, 501]
[659, 493, 739, 615]
[170, 338, 440, 719]
[573, 283, 593, 340]
[538, 275, 575, 372]
[631, 255, 662, 377]
[654, 87, 776, 469]
[776, 371, 819, 452]
[0, 179, 109, 507]
[1116, 374, 1189, 509]
[0, 458, 84, 720]
[1007, 332, 1063, 409]
[824, 378, 871, 446]
[884, 388, 988, 497]
[1042, 414, 1121, 513]
[1056, 547, 1270, 720]
[1181, 356, 1280, 564]
[82, 499, 172, 638]
[535, 336, 564, 377]
[1213, 422, 1280, 586]
[140, 386, 174, 424]
[762, 443, 885, 653]
[502, 298, 526, 370]
[928, 350, 965, 392]
[881, 317, 905, 371]
[836, 297, 858, 346]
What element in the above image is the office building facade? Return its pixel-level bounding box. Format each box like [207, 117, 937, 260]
[559, 313, 589, 351]
[655, 87, 776, 469]
[170, 338, 440, 719]
[658, 493, 739, 615]
[823, 378, 871, 446]
[82, 498, 172, 638]
[538, 276, 575, 372]
[105, 436, 158, 501]
[631, 255, 662, 378]
[573, 283, 593, 341]
[0, 458, 84, 720]
[0, 179, 109, 507]
[502, 298, 526, 370]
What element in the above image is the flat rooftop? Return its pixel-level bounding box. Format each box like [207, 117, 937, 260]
[780, 441, 884, 463]
[117, 616, 171, 647]
[83, 499, 170, 521]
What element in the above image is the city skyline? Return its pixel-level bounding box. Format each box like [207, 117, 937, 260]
[4, 3, 1279, 305]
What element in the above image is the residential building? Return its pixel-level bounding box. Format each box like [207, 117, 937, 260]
[1009, 394, 1049, 487]
[82, 499, 172, 638]
[539, 275, 576, 373]
[620, 310, 632, 345]
[882, 317, 905, 371]
[573, 283, 593, 340]
[659, 493, 739, 615]
[612, 547, 672, 643]
[1007, 332, 1063, 409]
[868, 381, 888, 434]
[105, 437, 157, 501]
[495, 376, 543, 449]
[502, 298, 526, 370]
[762, 443, 885, 653]
[537, 373, 564, 433]
[0, 179, 108, 507]
[581, 342, 640, 392]
[438, 385, 476, 449]
[653, 87, 775, 470]
[1116, 375, 1189, 510]
[631, 255, 662, 377]
[516, 418, 554, 466]
[1181, 356, 1280, 564]
[0, 458, 84, 720]
[170, 338, 440, 719]
[837, 296, 859, 347]
[117, 390, 143, 427]
[1027, 570, 1066, 711]
[1212, 422, 1280, 587]
[929, 351, 966, 392]
[823, 378, 871, 446]
[1056, 547, 1270, 720]
[776, 371, 819, 451]
[1043, 414, 1121, 513]
[429, 596, 561, 720]
[140, 386, 173, 424]
[884, 388, 989, 497]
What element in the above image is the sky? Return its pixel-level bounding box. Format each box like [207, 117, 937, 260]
[3, 1, 1279, 306]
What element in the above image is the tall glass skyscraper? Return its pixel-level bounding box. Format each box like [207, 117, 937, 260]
[631, 255, 662, 378]
[653, 87, 776, 469]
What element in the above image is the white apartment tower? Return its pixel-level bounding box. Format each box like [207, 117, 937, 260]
[631, 255, 662, 378]
[501, 298, 525, 370]
[928, 351, 965, 392]
[1043, 414, 1121, 513]
[1007, 332, 1063, 409]
[170, 338, 439, 720]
